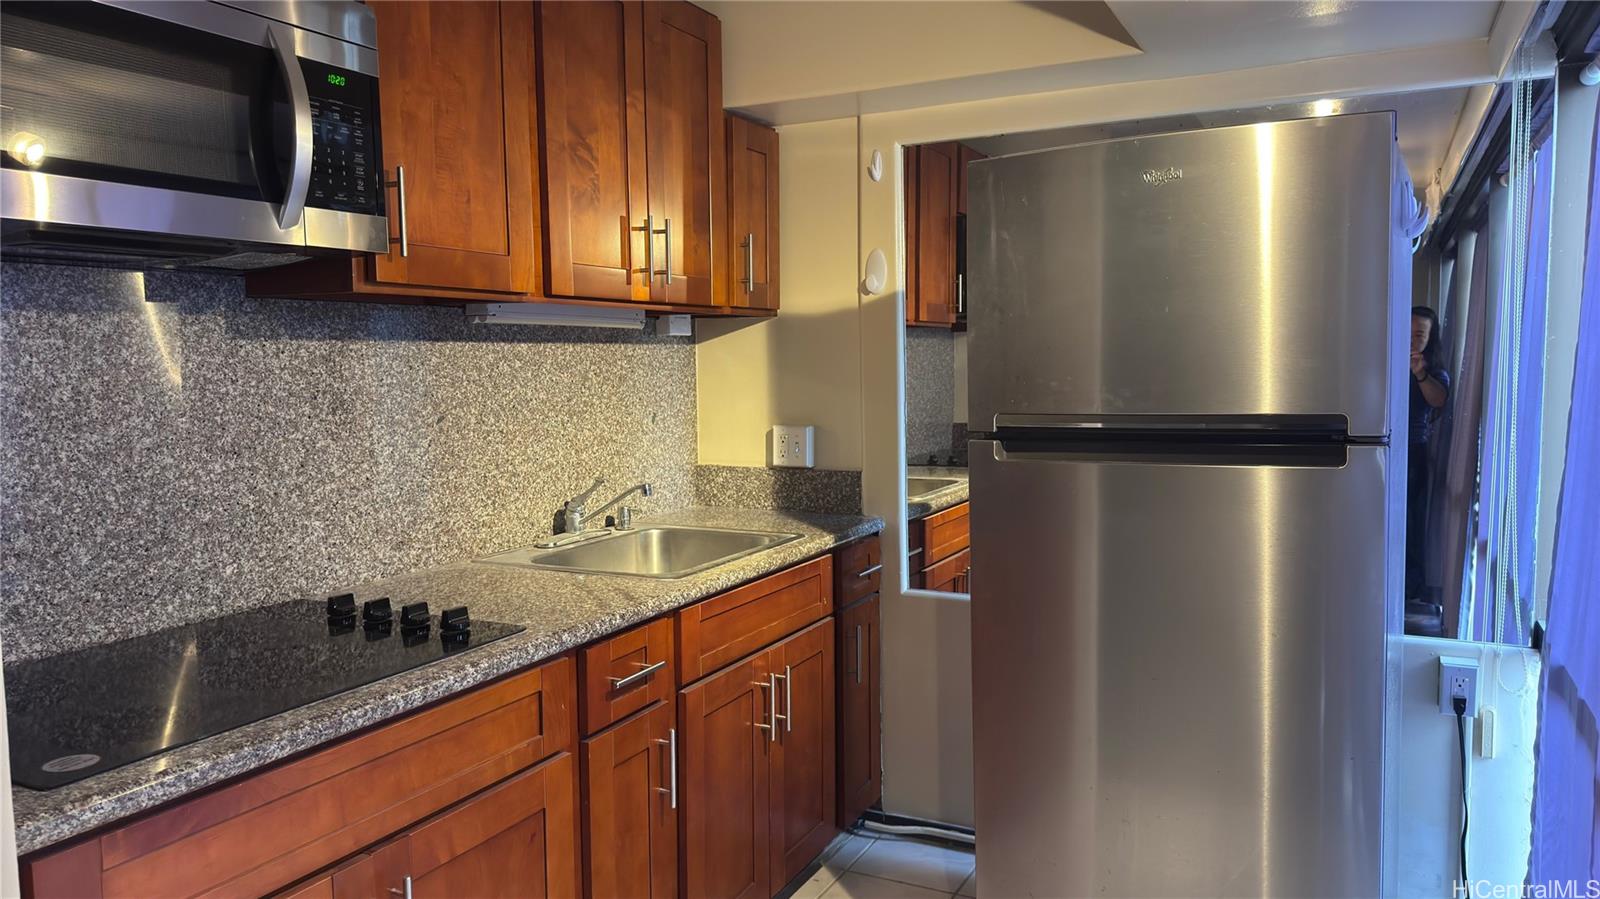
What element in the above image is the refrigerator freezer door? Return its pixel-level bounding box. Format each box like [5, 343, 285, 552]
[969, 440, 1390, 898]
[967, 113, 1396, 438]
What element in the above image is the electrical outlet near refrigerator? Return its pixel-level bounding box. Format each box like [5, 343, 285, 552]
[1438, 656, 1481, 717]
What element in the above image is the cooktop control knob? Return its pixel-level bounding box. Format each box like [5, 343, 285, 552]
[362, 597, 393, 628]
[399, 602, 430, 633]
[440, 606, 470, 642]
[326, 593, 356, 623]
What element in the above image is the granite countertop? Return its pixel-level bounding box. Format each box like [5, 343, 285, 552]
[906, 466, 969, 520]
[11, 506, 882, 856]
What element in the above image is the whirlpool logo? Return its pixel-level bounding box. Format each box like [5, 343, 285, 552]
[1141, 166, 1184, 186]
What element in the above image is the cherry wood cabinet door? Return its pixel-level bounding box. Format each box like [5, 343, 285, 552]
[909, 142, 958, 326]
[367, 1, 537, 294]
[725, 113, 779, 311]
[680, 651, 773, 899]
[537, 0, 651, 302]
[956, 144, 987, 217]
[375, 754, 580, 899]
[769, 619, 838, 888]
[836, 596, 881, 827]
[581, 702, 678, 899]
[642, 1, 725, 306]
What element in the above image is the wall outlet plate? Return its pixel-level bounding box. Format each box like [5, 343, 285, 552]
[1438, 655, 1481, 717]
[769, 425, 815, 468]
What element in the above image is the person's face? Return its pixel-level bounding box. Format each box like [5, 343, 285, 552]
[1411, 315, 1432, 356]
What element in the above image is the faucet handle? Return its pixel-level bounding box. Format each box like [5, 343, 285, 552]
[617, 506, 635, 530]
[569, 476, 606, 510]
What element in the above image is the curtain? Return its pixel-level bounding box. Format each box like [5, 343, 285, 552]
[1437, 229, 1492, 636]
[1463, 143, 1554, 644]
[1529, 93, 1600, 888]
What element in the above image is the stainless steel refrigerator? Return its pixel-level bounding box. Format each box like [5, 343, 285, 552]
[966, 112, 1407, 898]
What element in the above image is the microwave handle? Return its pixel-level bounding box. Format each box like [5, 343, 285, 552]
[268, 24, 313, 231]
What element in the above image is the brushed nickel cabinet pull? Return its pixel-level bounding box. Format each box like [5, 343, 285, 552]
[610, 658, 666, 691]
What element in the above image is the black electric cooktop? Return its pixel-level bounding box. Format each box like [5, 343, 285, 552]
[5, 598, 524, 790]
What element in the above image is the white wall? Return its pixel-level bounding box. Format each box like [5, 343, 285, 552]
[1395, 636, 1540, 896]
[696, 118, 864, 470]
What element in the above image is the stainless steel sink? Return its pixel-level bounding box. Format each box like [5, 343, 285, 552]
[907, 477, 961, 500]
[479, 525, 801, 579]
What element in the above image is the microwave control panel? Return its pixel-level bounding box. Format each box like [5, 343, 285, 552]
[302, 59, 381, 216]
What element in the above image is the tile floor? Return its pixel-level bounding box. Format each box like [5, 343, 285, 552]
[781, 830, 977, 899]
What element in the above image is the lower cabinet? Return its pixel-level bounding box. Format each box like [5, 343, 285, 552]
[581, 701, 678, 899]
[836, 594, 881, 827]
[681, 618, 836, 899]
[371, 753, 579, 899]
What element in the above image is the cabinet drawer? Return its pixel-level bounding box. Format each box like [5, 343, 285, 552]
[580, 617, 676, 735]
[26, 657, 576, 899]
[677, 556, 833, 683]
[921, 546, 971, 594]
[919, 502, 970, 567]
[834, 536, 882, 607]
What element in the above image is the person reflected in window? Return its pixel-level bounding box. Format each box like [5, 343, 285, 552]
[1407, 306, 1450, 602]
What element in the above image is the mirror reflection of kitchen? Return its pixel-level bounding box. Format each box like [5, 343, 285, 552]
[903, 143, 979, 594]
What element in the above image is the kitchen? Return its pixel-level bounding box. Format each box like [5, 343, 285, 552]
[3, 2, 1599, 898]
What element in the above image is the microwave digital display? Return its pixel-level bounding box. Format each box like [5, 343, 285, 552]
[301, 58, 380, 216]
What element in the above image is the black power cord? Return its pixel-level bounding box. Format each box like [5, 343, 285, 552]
[1454, 695, 1470, 887]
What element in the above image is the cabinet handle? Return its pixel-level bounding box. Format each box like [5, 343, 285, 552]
[907, 547, 924, 559]
[781, 666, 794, 733]
[743, 232, 755, 293]
[388, 876, 413, 899]
[956, 273, 965, 314]
[610, 658, 666, 691]
[772, 669, 790, 734]
[634, 215, 655, 277]
[857, 563, 883, 580]
[655, 727, 678, 809]
[855, 625, 864, 685]
[755, 674, 777, 742]
[384, 166, 408, 257]
[663, 218, 674, 286]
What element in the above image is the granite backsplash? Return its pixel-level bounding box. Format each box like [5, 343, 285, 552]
[0, 264, 698, 661]
[905, 327, 957, 464]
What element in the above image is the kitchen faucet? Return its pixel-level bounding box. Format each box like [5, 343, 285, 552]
[553, 478, 653, 544]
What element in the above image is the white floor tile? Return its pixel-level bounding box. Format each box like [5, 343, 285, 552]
[820, 872, 953, 898]
[848, 837, 976, 893]
[784, 832, 877, 899]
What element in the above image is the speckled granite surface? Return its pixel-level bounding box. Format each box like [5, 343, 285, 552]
[694, 465, 862, 514]
[9, 507, 881, 855]
[0, 263, 696, 661]
[905, 328, 956, 464]
[906, 466, 969, 520]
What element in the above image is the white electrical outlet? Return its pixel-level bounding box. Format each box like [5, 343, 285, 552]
[769, 425, 815, 468]
[1439, 656, 1481, 717]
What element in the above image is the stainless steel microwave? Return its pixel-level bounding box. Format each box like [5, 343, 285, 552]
[0, 1, 387, 269]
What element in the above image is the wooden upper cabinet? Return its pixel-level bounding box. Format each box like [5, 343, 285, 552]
[909, 142, 958, 326]
[537, 0, 650, 302]
[956, 144, 986, 217]
[725, 113, 779, 311]
[367, 1, 538, 294]
[768, 620, 837, 888]
[643, 1, 725, 306]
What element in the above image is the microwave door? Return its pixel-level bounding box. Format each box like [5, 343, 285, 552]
[0, 1, 311, 247]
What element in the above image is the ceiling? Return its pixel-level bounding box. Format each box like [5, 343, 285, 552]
[964, 85, 1473, 189]
[711, 0, 1505, 124]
